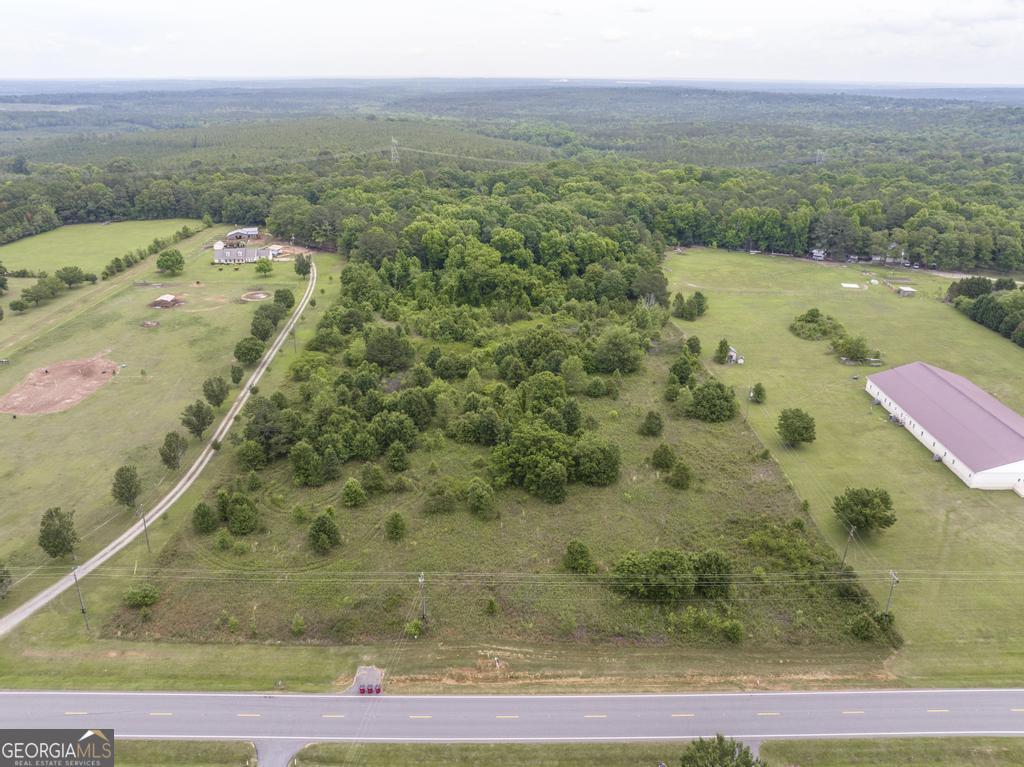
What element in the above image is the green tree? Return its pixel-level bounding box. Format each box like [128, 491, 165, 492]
[833, 487, 896, 532]
[386, 441, 409, 472]
[652, 443, 676, 470]
[159, 431, 188, 470]
[590, 326, 644, 374]
[255, 259, 273, 276]
[202, 376, 230, 407]
[680, 735, 766, 767]
[341, 478, 367, 507]
[294, 253, 312, 278]
[226, 493, 258, 535]
[364, 326, 414, 371]
[466, 477, 497, 518]
[361, 463, 389, 494]
[274, 288, 295, 309]
[563, 539, 597, 574]
[191, 502, 219, 534]
[111, 464, 142, 510]
[309, 511, 341, 553]
[833, 334, 872, 362]
[686, 336, 702, 356]
[423, 478, 458, 514]
[250, 314, 275, 342]
[236, 439, 267, 471]
[693, 549, 732, 599]
[181, 399, 215, 438]
[572, 434, 621, 486]
[777, 408, 816, 447]
[671, 292, 688, 318]
[384, 512, 407, 541]
[713, 338, 730, 364]
[688, 381, 738, 422]
[156, 249, 185, 275]
[613, 549, 694, 602]
[561, 355, 587, 393]
[691, 291, 708, 316]
[750, 382, 766, 404]
[38, 507, 77, 559]
[234, 336, 265, 366]
[230, 364, 244, 384]
[290, 440, 324, 487]
[639, 410, 664, 437]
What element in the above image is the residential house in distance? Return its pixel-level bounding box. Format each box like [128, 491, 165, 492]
[866, 361, 1024, 496]
[226, 227, 259, 240]
[212, 240, 282, 264]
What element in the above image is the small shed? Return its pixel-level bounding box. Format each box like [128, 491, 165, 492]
[150, 293, 181, 309]
[897, 286, 917, 297]
[226, 227, 259, 240]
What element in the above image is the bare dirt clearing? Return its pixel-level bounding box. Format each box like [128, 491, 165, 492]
[240, 291, 270, 301]
[0, 355, 118, 415]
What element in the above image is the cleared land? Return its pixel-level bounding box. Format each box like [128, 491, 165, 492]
[0, 354, 118, 414]
[761, 737, 1024, 766]
[0, 223, 312, 609]
[664, 249, 1024, 686]
[294, 742, 682, 766]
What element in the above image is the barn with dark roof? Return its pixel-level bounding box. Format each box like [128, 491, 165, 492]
[866, 362, 1024, 496]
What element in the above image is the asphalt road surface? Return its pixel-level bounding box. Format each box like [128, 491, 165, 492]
[2, 688, 1023, 765]
[0, 262, 318, 639]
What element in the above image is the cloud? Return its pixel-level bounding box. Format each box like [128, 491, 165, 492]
[630, 5, 655, 13]
[601, 27, 627, 42]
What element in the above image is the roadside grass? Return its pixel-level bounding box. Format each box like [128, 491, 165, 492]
[761, 737, 1024, 766]
[0, 225, 328, 613]
[0, 220, 201, 273]
[663, 249, 1024, 686]
[116, 740, 254, 767]
[0, 307, 890, 692]
[293, 742, 682, 766]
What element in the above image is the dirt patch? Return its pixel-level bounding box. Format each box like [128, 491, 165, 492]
[141, 320, 160, 328]
[241, 291, 270, 302]
[0, 354, 118, 415]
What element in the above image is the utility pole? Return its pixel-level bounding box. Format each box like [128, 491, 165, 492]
[418, 572, 426, 622]
[139, 508, 151, 554]
[840, 525, 856, 569]
[71, 558, 89, 632]
[884, 570, 899, 616]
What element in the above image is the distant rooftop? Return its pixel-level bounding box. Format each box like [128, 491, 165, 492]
[868, 362, 1024, 472]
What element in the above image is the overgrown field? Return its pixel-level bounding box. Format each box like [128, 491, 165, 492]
[664, 249, 1024, 685]
[761, 737, 1024, 767]
[115, 740, 254, 767]
[0, 224, 317, 607]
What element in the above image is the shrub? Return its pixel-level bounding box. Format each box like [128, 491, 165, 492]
[290, 613, 306, 637]
[341, 478, 368, 507]
[790, 307, 845, 340]
[584, 377, 607, 397]
[484, 597, 498, 616]
[123, 583, 160, 609]
[384, 512, 407, 541]
[638, 410, 663, 437]
[563, 539, 597, 574]
[613, 549, 695, 602]
[750, 382, 766, 404]
[309, 511, 341, 553]
[720, 619, 744, 644]
[466, 477, 497, 518]
[423, 479, 458, 514]
[849, 612, 880, 641]
[230, 364, 244, 385]
[191, 502, 218, 534]
[236, 440, 267, 471]
[686, 336, 701, 356]
[386, 441, 410, 472]
[713, 338, 730, 364]
[688, 381, 737, 422]
[665, 460, 692, 489]
[404, 618, 424, 639]
[360, 463, 389, 495]
[572, 434, 621, 486]
[226, 493, 258, 535]
[693, 549, 732, 599]
[652, 443, 676, 470]
[214, 529, 232, 551]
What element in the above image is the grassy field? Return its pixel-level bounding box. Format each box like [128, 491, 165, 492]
[0, 222, 317, 611]
[663, 249, 1024, 686]
[761, 737, 1024, 766]
[292, 742, 682, 766]
[0, 220, 200, 273]
[116, 740, 254, 767]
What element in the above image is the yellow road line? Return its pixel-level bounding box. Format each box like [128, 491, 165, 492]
[321, 714, 346, 719]
[842, 710, 865, 715]
[409, 715, 432, 719]
[1012, 708, 1024, 712]
[64, 711, 88, 716]
[583, 714, 607, 719]
[237, 713, 261, 718]
[496, 715, 520, 719]
[672, 713, 696, 717]
[148, 712, 173, 717]
[927, 709, 949, 713]
[757, 712, 781, 717]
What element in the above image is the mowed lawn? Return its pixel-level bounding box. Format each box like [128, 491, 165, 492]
[295, 743, 684, 766]
[0, 220, 200, 273]
[664, 249, 1024, 686]
[0, 224, 313, 607]
[761, 737, 1024, 766]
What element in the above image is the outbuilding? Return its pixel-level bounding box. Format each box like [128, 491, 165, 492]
[226, 227, 259, 240]
[896, 286, 917, 297]
[866, 362, 1024, 496]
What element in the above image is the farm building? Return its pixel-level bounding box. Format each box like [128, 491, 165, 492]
[226, 227, 259, 240]
[866, 362, 1024, 496]
[212, 241, 281, 264]
[897, 286, 917, 297]
[150, 294, 181, 308]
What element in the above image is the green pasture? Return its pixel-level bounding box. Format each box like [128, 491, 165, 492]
[761, 737, 1024, 766]
[664, 249, 1024, 685]
[0, 224, 322, 606]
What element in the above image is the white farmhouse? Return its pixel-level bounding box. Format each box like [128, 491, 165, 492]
[866, 361, 1024, 496]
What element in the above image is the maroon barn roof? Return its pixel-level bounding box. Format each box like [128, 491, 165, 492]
[868, 362, 1024, 473]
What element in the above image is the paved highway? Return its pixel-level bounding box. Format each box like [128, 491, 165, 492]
[0, 261, 318, 639]
[2, 688, 1023, 764]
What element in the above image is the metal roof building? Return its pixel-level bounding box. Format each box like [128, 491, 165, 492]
[866, 362, 1024, 496]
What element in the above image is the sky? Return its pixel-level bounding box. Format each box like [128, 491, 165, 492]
[5, 0, 1024, 84]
